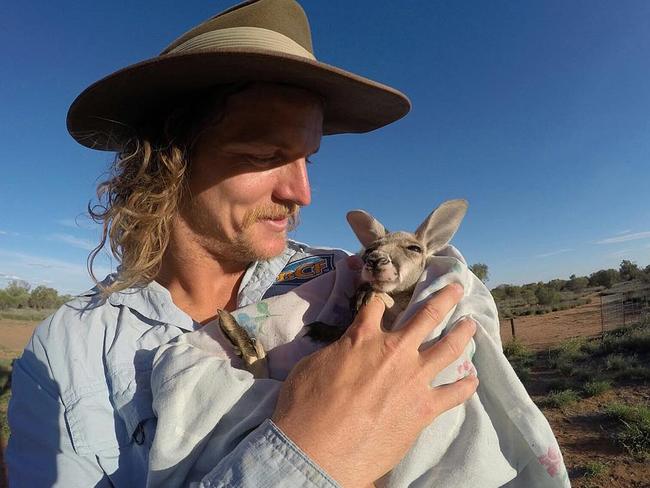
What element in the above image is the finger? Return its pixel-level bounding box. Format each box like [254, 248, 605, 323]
[420, 317, 476, 373]
[399, 283, 464, 346]
[428, 374, 478, 419]
[345, 292, 386, 337]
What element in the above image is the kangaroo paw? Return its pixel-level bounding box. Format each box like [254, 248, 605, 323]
[305, 321, 348, 343]
[217, 309, 269, 378]
[353, 283, 376, 314]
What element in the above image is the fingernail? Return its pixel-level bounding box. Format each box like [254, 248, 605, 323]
[449, 283, 464, 295]
[463, 317, 476, 332]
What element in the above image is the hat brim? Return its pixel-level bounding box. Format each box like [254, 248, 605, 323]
[67, 48, 411, 151]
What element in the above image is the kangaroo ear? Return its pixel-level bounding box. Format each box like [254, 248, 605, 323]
[415, 199, 468, 254]
[347, 210, 387, 247]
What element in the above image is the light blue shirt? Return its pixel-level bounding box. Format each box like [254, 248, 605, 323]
[7, 241, 348, 487]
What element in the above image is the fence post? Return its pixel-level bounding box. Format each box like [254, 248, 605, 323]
[510, 317, 516, 339]
[600, 295, 604, 337]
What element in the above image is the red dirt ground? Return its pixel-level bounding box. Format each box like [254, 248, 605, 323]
[499, 294, 605, 350]
[0, 320, 37, 361]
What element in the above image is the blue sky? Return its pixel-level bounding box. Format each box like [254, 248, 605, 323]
[1, 0, 649, 294]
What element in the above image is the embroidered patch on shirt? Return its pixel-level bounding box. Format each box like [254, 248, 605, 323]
[274, 255, 335, 285]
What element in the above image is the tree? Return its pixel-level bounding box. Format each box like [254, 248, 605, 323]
[0, 289, 11, 310]
[588, 269, 619, 289]
[4, 280, 31, 308]
[567, 275, 589, 293]
[619, 260, 641, 281]
[521, 288, 537, 305]
[28, 286, 60, 310]
[469, 263, 489, 283]
[535, 285, 560, 306]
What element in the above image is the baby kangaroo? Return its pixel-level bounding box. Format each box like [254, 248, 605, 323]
[218, 199, 468, 377]
[308, 199, 468, 340]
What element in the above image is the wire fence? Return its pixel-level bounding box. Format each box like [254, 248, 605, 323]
[600, 289, 650, 333]
[500, 286, 650, 348]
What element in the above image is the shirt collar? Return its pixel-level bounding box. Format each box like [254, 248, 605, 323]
[86, 242, 301, 332]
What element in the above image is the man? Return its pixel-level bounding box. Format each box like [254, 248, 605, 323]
[7, 1, 477, 486]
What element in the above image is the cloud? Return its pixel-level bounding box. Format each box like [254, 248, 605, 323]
[49, 233, 96, 251]
[615, 229, 632, 235]
[0, 230, 19, 236]
[535, 249, 573, 259]
[26, 262, 56, 269]
[597, 231, 650, 244]
[0, 272, 23, 281]
[0, 248, 112, 294]
[608, 249, 632, 258]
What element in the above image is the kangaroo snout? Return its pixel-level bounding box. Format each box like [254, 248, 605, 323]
[364, 251, 391, 269]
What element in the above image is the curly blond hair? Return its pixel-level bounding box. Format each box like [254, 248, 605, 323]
[88, 84, 247, 296]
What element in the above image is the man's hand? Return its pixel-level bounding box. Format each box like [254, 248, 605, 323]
[272, 283, 477, 487]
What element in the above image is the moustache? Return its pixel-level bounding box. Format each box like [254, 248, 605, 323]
[242, 203, 300, 229]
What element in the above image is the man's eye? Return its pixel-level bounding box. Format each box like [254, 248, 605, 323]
[247, 155, 282, 166]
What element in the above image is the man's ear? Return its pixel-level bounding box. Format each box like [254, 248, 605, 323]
[415, 199, 468, 255]
[347, 210, 387, 247]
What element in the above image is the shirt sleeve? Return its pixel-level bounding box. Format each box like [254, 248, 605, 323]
[198, 419, 340, 488]
[6, 338, 110, 488]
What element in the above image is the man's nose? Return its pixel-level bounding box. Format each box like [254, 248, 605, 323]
[274, 158, 312, 207]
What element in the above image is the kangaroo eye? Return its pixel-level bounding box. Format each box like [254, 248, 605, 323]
[407, 245, 422, 253]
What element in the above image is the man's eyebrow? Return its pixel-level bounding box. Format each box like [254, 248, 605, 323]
[221, 141, 320, 156]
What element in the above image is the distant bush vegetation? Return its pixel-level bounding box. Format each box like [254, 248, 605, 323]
[491, 259, 650, 318]
[0, 280, 71, 312]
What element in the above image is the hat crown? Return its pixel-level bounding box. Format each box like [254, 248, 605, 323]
[161, 0, 313, 56]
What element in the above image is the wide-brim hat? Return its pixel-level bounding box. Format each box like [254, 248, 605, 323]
[67, 0, 411, 152]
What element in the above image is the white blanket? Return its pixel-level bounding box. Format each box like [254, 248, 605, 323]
[147, 246, 570, 487]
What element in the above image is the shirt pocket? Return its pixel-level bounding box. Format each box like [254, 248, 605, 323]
[111, 368, 158, 454]
[62, 383, 129, 456]
[62, 381, 157, 457]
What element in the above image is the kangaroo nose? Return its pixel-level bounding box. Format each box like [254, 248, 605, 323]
[365, 253, 390, 268]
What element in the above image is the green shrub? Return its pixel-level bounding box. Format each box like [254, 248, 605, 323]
[545, 378, 573, 393]
[613, 366, 650, 381]
[535, 286, 561, 306]
[583, 380, 612, 397]
[604, 403, 650, 459]
[541, 389, 580, 408]
[605, 353, 631, 371]
[580, 339, 602, 355]
[602, 327, 650, 355]
[503, 338, 531, 360]
[548, 338, 589, 371]
[0, 308, 53, 322]
[556, 359, 577, 376]
[582, 460, 608, 478]
[503, 339, 534, 383]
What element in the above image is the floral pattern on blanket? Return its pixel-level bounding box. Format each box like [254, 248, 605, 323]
[235, 302, 276, 336]
[538, 445, 569, 485]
